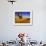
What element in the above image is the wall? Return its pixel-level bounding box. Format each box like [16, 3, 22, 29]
[0, 0, 46, 42]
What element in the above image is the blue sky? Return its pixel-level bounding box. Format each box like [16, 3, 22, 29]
[15, 12, 30, 16]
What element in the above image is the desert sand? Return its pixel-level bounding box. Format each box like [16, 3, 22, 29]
[15, 17, 32, 23]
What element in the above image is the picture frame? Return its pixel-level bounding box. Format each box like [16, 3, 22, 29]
[14, 10, 33, 26]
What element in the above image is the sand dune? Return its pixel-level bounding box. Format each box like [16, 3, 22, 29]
[15, 17, 32, 23]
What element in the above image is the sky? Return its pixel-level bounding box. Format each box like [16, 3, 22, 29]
[15, 12, 30, 16]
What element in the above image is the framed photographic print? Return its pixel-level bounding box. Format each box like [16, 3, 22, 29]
[15, 11, 33, 26]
